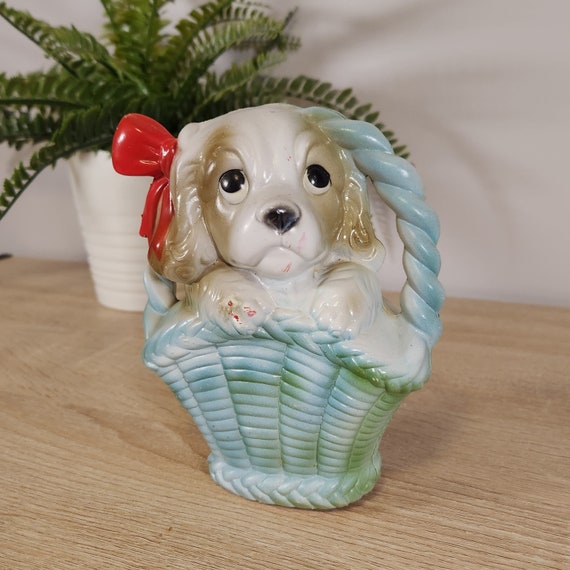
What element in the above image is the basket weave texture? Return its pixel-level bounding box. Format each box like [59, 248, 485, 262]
[144, 305, 427, 509]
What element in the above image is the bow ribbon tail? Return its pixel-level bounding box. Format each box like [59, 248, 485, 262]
[140, 177, 173, 260]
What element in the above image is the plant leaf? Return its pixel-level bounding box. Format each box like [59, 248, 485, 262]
[101, 0, 173, 85]
[158, 1, 298, 105]
[0, 2, 122, 80]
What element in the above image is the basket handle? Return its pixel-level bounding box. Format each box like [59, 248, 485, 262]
[303, 108, 444, 348]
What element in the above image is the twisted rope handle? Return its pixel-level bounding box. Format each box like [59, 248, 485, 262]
[304, 108, 444, 347]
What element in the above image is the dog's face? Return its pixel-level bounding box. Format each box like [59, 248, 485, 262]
[159, 104, 381, 284]
[195, 106, 348, 278]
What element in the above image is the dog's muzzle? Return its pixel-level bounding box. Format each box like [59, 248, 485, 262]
[263, 205, 301, 234]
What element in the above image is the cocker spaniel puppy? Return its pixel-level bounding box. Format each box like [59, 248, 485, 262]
[147, 104, 386, 338]
[114, 102, 443, 394]
[114, 102, 442, 354]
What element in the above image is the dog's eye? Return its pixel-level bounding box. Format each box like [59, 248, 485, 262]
[219, 169, 246, 193]
[304, 164, 331, 194]
[218, 169, 248, 203]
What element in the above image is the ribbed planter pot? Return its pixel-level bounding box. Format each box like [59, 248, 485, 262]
[68, 151, 148, 311]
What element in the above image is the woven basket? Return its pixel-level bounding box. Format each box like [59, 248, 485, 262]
[143, 303, 429, 509]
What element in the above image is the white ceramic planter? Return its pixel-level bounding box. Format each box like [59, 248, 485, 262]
[68, 151, 149, 311]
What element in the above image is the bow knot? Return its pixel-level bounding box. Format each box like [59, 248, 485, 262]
[112, 113, 177, 260]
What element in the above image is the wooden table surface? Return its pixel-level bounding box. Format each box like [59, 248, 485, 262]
[1, 257, 568, 569]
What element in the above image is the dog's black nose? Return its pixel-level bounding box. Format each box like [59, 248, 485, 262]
[263, 206, 301, 234]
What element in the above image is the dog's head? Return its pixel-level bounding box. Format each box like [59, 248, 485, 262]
[150, 104, 384, 283]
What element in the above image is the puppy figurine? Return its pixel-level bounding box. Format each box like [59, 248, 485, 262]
[113, 104, 443, 508]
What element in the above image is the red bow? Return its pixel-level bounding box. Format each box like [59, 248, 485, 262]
[112, 113, 177, 260]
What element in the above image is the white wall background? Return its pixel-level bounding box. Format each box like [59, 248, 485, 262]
[0, 0, 568, 306]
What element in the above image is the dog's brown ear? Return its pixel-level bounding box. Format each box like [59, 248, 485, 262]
[334, 169, 385, 269]
[151, 123, 218, 284]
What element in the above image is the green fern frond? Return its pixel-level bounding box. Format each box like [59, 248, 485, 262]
[284, 76, 408, 157]
[218, 3, 299, 55]
[219, 3, 299, 49]
[51, 98, 144, 151]
[172, 17, 296, 109]
[0, 2, 122, 81]
[190, 49, 288, 122]
[158, 1, 297, 100]
[101, 0, 172, 82]
[233, 7, 300, 54]
[0, 70, 87, 109]
[153, 0, 233, 86]
[0, 132, 110, 219]
[0, 108, 59, 149]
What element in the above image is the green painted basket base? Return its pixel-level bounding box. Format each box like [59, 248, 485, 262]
[209, 454, 381, 509]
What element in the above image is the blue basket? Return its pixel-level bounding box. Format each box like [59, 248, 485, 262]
[144, 303, 432, 508]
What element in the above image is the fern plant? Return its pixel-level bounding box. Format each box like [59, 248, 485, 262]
[0, 0, 407, 221]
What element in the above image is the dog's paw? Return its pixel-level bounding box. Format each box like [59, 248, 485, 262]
[311, 263, 381, 339]
[218, 295, 269, 335]
[195, 267, 273, 336]
[312, 291, 369, 339]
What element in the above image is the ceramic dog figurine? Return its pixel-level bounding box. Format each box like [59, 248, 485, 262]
[112, 104, 444, 509]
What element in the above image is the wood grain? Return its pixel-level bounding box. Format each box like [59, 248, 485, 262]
[1, 257, 568, 569]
